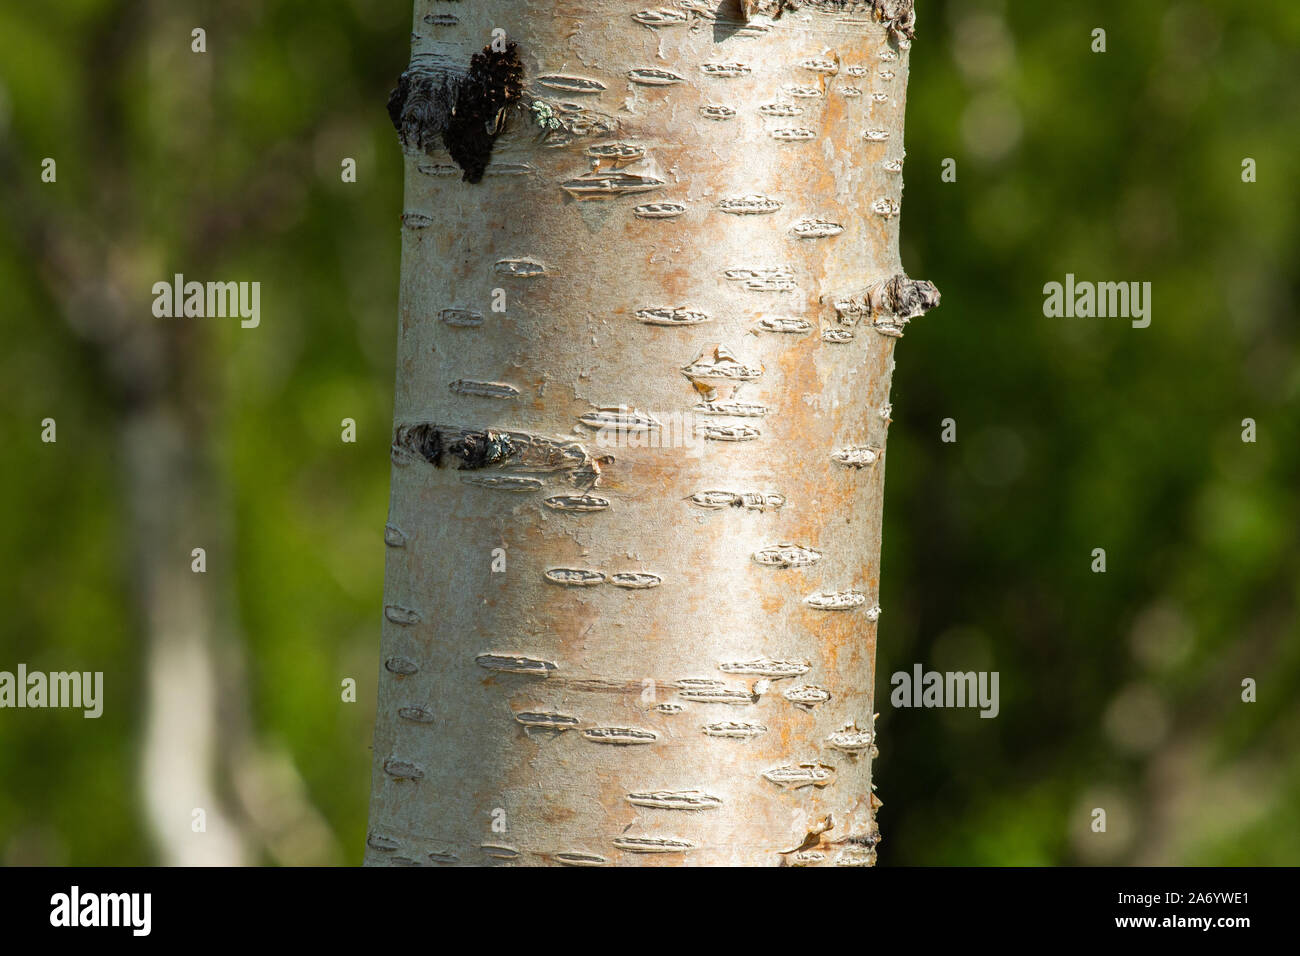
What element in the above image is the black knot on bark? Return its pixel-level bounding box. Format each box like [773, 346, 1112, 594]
[387, 42, 524, 183]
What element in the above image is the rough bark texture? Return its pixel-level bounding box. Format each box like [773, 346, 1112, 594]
[366, 0, 937, 867]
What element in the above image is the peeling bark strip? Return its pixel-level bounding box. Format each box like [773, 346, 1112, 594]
[740, 1, 916, 46]
[369, 0, 936, 867]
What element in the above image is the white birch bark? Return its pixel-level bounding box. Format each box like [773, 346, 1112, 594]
[366, 0, 937, 867]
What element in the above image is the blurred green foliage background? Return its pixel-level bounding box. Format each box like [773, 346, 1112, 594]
[1, 0, 1297, 865]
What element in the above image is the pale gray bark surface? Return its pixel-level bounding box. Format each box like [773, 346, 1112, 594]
[367, 0, 936, 867]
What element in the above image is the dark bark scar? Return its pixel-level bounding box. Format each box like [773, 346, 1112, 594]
[393, 423, 612, 489]
[387, 42, 524, 183]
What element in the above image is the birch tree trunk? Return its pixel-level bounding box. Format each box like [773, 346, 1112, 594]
[366, 0, 937, 867]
